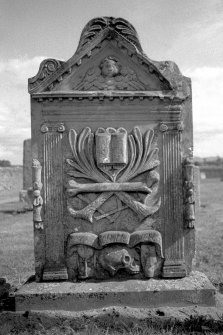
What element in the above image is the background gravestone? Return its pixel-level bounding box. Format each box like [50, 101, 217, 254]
[19, 139, 32, 209]
[23, 139, 32, 190]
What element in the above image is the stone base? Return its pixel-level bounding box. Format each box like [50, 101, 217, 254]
[42, 267, 68, 281]
[162, 260, 187, 278]
[15, 272, 216, 312]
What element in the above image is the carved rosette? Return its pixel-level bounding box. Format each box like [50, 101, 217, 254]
[32, 159, 43, 229]
[66, 230, 164, 281]
[66, 126, 161, 224]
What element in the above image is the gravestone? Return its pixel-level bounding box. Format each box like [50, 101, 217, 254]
[19, 139, 33, 209]
[23, 139, 32, 190]
[15, 17, 215, 311]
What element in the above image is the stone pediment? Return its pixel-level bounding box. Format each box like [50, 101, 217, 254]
[71, 59, 148, 91]
[28, 17, 187, 98]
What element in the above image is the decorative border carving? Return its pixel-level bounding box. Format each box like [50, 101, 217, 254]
[183, 158, 195, 228]
[159, 122, 184, 133]
[27, 17, 189, 98]
[32, 159, 43, 228]
[28, 58, 64, 93]
[40, 123, 66, 133]
[77, 17, 143, 52]
[33, 92, 184, 103]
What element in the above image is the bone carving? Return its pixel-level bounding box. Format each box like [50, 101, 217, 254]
[183, 158, 195, 228]
[66, 127, 160, 223]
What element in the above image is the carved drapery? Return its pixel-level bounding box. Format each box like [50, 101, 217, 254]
[66, 230, 163, 281]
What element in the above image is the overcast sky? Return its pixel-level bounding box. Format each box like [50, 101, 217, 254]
[1, 0, 223, 164]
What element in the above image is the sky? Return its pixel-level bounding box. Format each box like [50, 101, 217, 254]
[0, 0, 223, 164]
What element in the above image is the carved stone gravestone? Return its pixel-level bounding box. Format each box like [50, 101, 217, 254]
[15, 17, 216, 311]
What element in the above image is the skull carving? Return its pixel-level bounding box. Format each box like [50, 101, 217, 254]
[98, 246, 140, 276]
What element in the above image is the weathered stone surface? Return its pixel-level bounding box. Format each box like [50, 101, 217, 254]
[15, 272, 216, 312]
[99, 231, 130, 246]
[66, 230, 164, 280]
[98, 245, 140, 276]
[28, 16, 196, 284]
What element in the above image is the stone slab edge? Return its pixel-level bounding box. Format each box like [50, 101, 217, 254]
[15, 272, 216, 311]
[2, 293, 223, 333]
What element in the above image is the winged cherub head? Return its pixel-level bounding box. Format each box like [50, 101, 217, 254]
[100, 56, 120, 78]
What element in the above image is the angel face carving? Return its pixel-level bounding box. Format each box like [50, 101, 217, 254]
[72, 56, 146, 91]
[100, 57, 120, 78]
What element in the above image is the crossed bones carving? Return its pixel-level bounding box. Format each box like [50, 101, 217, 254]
[67, 180, 153, 223]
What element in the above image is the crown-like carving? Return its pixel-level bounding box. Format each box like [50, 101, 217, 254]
[77, 17, 143, 52]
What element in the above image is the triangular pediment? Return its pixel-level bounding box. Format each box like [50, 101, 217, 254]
[28, 17, 186, 98]
[51, 41, 171, 92]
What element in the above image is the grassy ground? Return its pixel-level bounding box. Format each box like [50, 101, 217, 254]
[0, 210, 34, 286]
[194, 179, 223, 285]
[0, 178, 223, 287]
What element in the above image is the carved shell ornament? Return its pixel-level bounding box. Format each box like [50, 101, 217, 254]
[72, 56, 146, 91]
[66, 127, 161, 223]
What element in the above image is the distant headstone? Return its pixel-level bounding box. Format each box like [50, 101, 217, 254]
[23, 139, 32, 190]
[19, 139, 32, 209]
[16, 17, 216, 311]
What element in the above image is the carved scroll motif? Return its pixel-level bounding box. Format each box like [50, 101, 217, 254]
[183, 158, 195, 228]
[66, 230, 163, 281]
[32, 159, 43, 229]
[66, 127, 160, 223]
[28, 59, 64, 92]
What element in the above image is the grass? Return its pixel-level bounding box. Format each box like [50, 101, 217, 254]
[194, 179, 223, 285]
[0, 313, 223, 335]
[0, 211, 34, 286]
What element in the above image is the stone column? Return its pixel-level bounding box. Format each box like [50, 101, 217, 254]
[41, 123, 68, 280]
[160, 122, 186, 278]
